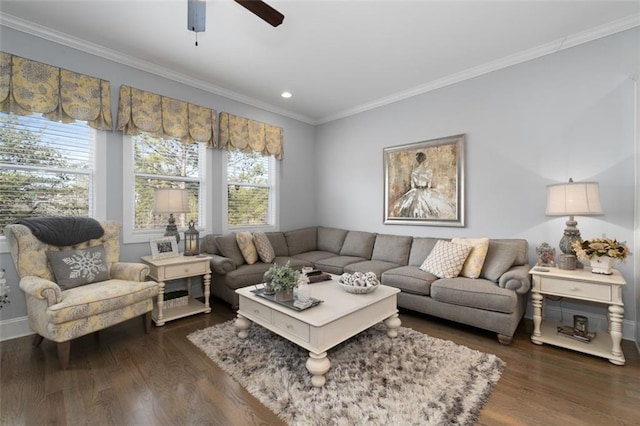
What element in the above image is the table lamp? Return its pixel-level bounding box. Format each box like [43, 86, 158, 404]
[545, 178, 603, 270]
[153, 188, 189, 244]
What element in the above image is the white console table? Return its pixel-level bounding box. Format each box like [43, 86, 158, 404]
[529, 266, 626, 365]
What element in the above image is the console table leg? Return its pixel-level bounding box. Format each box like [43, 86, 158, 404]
[235, 315, 251, 339]
[155, 281, 166, 326]
[383, 313, 401, 337]
[608, 304, 625, 365]
[531, 292, 543, 344]
[306, 352, 331, 387]
[203, 272, 211, 313]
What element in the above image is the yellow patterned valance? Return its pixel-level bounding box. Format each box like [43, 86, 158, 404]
[0, 52, 112, 130]
[116, 85, 216, 146]
[218, 112, 283, 159]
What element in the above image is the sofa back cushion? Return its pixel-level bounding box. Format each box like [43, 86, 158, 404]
[317, 226, 348, 253]
[490, 239, 528, 266]
[340, 231, 377, 259]
[266, 232, 289, 257]
[480, 240, 523, 282]
[284, 227, 317, 256]
[408, 237, 441, 266]
[215, 233, 246, 267]
[202, 234, 220, 255]
[372, 234, 412, 265]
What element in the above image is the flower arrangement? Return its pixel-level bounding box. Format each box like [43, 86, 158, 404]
[265, 261, 301, 292]
[0, 269, 10, 310]
[571, 238, 631, 262]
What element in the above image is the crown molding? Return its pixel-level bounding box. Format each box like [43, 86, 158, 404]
[0, 13, 316, 125]
[317, 13, 640, 125]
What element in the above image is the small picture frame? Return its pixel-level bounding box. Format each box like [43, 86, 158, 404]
[536, 242, 556, 267]
[150, 237, 179, 260]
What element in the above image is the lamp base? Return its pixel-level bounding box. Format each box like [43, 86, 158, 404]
[164, 214, 180, 244]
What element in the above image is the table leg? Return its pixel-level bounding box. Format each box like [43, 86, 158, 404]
[608, 304, 625, 365]
[155, 281, 166, 326]
[235, 314, 251, 339]
[531, 292, 543, 344]
[306, 352, 331, 387]
[203, 272, 211, 313]
[383, 313, 401, 337]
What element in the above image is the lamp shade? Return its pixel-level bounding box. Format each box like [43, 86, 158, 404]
[153, 189, 189, 214]
[545, 181, 603, 216]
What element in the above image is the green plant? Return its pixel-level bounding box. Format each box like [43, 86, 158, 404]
[572, 238, 631, 261]
[266, 261, 300, 292]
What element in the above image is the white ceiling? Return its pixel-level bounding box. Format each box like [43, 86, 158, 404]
[1, 1, 639, 124]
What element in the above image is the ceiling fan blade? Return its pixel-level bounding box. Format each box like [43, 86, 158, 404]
[234, 0, 285, 27]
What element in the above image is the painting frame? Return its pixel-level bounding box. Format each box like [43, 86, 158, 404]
[384, 134, 465, 227]
[150, 236, 180, 260]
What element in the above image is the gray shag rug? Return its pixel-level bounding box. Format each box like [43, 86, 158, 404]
[188, 320, 504, 425]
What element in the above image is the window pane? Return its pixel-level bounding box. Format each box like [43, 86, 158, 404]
[228, 185, 269, 226]
[0, 113, 93, 235]
[227, 150, 269, 185]
[132, 134, 201, 231]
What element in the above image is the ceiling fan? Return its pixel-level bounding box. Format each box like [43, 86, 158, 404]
[188, 0, 284, 39]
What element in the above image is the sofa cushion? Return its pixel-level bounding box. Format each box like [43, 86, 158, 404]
[492, 239, 528, 266]
[292, 251, 336, 264]
[345, 260, 402, 278]
[420, 240, 472, 279]
[451, 237, 490, 279]
[430, 278, 518, 314]
[408, 237, 441, 266]
[317, 226, 348, 253]
[47, 245, 110, 290]
[266, 232, 289, 257]
[315, 255, 366, 275]
[215, 234, 246, 267]
[272, 256, 314, 270]
[202, 234, 221, 255]
[381, 266, 438, 296]
[284, 227, 317, 256]
[236, 232, 259, 265]
[340, 231, 377, 259]
[371, 234, 412, 265]
[253, 232, 275, 263]
[480, 241, 519, 282]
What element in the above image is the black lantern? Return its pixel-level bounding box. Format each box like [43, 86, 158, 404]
[183, 220, 200, 256]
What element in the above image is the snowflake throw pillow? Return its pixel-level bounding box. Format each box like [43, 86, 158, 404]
[47, 245, 110, 290]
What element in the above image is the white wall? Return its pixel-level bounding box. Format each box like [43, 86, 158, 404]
[0, 26, 317, 336]
[316, 28, 639, 341]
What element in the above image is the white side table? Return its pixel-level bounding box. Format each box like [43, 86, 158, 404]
[529, 266, 626, 365]
[141, 254, 212, 326]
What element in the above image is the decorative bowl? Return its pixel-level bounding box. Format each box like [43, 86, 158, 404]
[337, 281, 378, 294]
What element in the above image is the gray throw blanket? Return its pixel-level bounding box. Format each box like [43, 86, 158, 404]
[13, 216, 105, 246]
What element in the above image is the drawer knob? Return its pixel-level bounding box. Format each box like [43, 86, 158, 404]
[286, 324, 293, 329]
[184, 268, 190, 273]
[570, 287, 578, 291]
[253, 309, 260, 314]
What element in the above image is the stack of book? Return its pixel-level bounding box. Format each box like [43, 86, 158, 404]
[556, 325, 596, 343]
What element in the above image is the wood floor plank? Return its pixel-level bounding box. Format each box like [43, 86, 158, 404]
[1, 298, 638, 425]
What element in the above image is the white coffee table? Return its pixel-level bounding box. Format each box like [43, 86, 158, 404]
[235, 278, 401, 387]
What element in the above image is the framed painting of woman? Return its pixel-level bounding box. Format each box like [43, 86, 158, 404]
[384, 134, 465, 227]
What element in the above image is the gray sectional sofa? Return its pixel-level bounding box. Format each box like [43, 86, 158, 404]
[203, 226, 531, 344]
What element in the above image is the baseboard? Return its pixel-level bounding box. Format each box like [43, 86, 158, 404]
[0, 316, 33, 342]
[524, 306, 636, 342]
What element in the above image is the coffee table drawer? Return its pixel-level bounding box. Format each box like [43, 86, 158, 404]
[540, 277, 611, 302]
[273, 311, 310, 342]
[242, 298, 273, 323]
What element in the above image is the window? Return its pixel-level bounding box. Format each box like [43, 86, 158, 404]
[225, 150, 277, 229]
[0, 112, 103, 237]
[123, 133, 207, 242]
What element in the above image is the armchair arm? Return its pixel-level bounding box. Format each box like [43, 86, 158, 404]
[111, 262, 150, 282]
[19, 276, 62, 306]
[209, 254, 236, 275]
[498, 264, 531, 294]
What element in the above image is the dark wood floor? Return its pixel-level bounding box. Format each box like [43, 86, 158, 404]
[1, 298, 639, 425]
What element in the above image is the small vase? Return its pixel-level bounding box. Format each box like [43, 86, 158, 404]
[590, 256, 614, 275]
[275, 289, 294, 302]
[297, 280, 310, 303]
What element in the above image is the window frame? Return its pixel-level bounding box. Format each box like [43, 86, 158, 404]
[122, 134, 212, 244]
[222, 150, 279, 233]
[0, 114, 105, 253]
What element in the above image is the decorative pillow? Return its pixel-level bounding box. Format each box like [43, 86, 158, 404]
[236, 232, 258, 265]
[480, 241, 518, 282]
[46, 245, 110, 290]
[419, 240, 472, 279]
[253, 232, 275, 263]
[451, 237, 490, 279]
